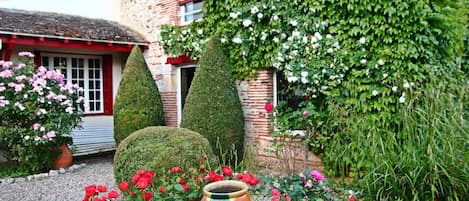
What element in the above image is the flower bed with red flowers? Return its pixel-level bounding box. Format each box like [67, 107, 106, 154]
[82, 165, 259, 201]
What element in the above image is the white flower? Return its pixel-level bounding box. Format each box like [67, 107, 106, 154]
[327, 48, 333, 53]
[314, 32, 322, 40]
[273, 37, 279, 43]
[403, 81, 410, 88]
[272, 14, 279, 21]
[301, 77, 308, 84]
[197, 29, 203, 35]
[287, 76, 299, 83]
[399, 96, 406, 103]
[261, 32, 268, 41]
[257, 13, 263, 18]
[229, 12, 238, 18]
[392, 86, 398, 92]
[312, 95, 317, 98]
[302, 36, 308, 43]
[282, 43, 289, 49]
[359, 37, 366, 44]
[251, 6, 259, 14]
[360, 59, 367, 64]
[232, 37, 243, 44]
[292, 30, 300, 37]
[326, 34, 333, 39]
[242, 19, 252, 27]
[383, 73, 388, 78]
[24, 135, 30, 140]
[372, 90, 379, 96]
[301, 71, 308, 77]
[290, 20, 298, 26]
[378, 59, 385, 65]
[220, 38, 227, 43]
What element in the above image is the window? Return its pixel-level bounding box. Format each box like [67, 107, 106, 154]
[180, 1, 203, 25]
[274, 71, 302, 110]
[41, 54, 103, 114]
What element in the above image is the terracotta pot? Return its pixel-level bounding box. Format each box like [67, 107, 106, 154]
[52, 144, 72, 169]
[201, 180, 252, 201]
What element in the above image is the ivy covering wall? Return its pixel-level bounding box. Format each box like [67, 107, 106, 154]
[160, 1, 468, 199]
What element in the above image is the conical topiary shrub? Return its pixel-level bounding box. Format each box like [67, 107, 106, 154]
[113, 46, 165, 145]
[180, 37, 245, 162]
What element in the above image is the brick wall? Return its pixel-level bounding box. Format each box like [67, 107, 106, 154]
[120, 0, 179, 126]
[120, 0, 323, 171]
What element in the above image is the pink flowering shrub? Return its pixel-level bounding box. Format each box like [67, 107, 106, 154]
[0, 52, 83, 172]
[268, 169, 333, 201]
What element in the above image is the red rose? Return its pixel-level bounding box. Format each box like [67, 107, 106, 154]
[238, 173, 259, 186]
[118, 181, 129, 191]
[264, 102, 274, 112]
[171, 166, 182, 173]
[182, 184, 190, 192]
[142, 192, 153, 201]
[348, 197, 356, 201]
[85, 185, 97, 196]
[129, 191, 135, 196]
[108, 190, 119, 199]
[159, 186, 165, 193]
[131, 174, 141, 183]
[136, 169, 145, 176]
[97, 185, 107, 193]
[221, 166, 233, 177]
[143, 170, 155, 178]
[206, 171, 224, 182]
[178, 178, 186, 185]
[136, 179, 150, 190]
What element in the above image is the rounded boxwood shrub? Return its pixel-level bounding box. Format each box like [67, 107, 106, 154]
[180, 37, 245, 161]
[113, 46, 165, 145]
[114, 126, 215, 183]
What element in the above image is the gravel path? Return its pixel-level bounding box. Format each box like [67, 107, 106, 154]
[0, 154, 117, 201]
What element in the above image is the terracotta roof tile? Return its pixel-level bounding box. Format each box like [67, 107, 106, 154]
[0, 8, 147, 44]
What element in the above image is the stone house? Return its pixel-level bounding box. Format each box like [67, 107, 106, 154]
[119, 0, 322, 170]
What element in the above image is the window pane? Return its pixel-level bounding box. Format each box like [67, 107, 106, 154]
[79, 59, 84, 67]
[96, 103, 101, 111]
[72, 69, 77, 78]
[193, 12, 203, 21]
[95, 70, 100, 79]
[89, 70, 94, 79]
[89, 81, 94, 90]
[42, 57, 49, 67]
[193, 1, 202, 11]
[79, 69, 84, 78]
[95, 81, 101, 89]
[89, 91, 95, 100]
[72, 58, 77, 67]
[185, 2, 193, 12]
[90, 102, 95, 111]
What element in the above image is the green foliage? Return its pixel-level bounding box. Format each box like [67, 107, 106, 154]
[113, 46, 165, 145]
[180, 37, 245, 162]
[113, 126, 215, 184]
[357, 78, 468, 201]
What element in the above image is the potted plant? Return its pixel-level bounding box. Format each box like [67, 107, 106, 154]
[0, 52, 83, 172]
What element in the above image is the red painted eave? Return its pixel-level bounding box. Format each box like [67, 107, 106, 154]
[166, 55, 193, 65]
[0, 34, 149, 52]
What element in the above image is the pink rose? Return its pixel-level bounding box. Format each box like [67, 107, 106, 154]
[221, 166, 233, 177]
[310, 170, 325, 183]
[264, 102, 274, 112]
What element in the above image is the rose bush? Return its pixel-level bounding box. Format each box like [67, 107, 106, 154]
[268, 169, 336, 201]
[0, 52, 83, 172]
[82, 184, 119, 201]
[86, 165, 259, 201]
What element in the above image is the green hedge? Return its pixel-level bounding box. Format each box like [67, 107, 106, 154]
[114, 126, 215, 183]
[113, 46, 165, 145]
[180, 37, 245, 162]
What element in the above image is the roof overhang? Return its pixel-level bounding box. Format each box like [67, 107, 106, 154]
[0, 31, 149, 53]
